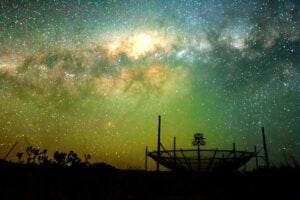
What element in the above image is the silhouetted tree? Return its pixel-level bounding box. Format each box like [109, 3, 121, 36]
[38, 149, 51, 165]
[25, 146, 41, 164]
[83, 154, 91, 166]
[32, 147, 39, 163]
[66, 151, 81, 166]
[26, 146, 33, 164]
[53, 151, 67, 166]
[16, 152, 23, 163]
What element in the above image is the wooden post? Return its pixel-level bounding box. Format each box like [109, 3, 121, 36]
[157, 115, 161, 172]
[233, 142, 236, 161]
[261, 127, 269, 168]
[254, 145, 259, 169]
[145, 146, 148, 171]
[173, 136, 176, 168]
[197, 142, 201, 172]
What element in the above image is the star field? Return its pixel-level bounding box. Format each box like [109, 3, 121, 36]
[0, 0, 299, 169]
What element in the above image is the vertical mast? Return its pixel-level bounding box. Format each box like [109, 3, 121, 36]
[197, 142, 200, 172]
[233, 142, 236, 161]
[261, 127, 269, 168]
[157, 115, 161, 172]
[254, 145, 259, 169]
[173, 136, 176, 168]
[145, 146, 148, 171]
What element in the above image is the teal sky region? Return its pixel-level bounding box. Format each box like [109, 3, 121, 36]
[0, 0, 299, 169]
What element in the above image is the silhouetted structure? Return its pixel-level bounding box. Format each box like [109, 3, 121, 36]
[192, 133, 205, 172]
[146, 116, 270, 173]
[0, 117, 298, 200]
[156, 115, 161, 172]
[261, 127, 269, 168]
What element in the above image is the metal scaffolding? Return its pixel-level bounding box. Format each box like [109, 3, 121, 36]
[145, 116, 270, 173]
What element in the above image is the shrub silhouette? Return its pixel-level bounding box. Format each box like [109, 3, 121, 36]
[53, 151, 67, 166]
[19, 146, 90, 167]
[83, 154, 91, 166]
[38, 149, 51, 165]
[26, 146, 39, 164]
[16, 152, 23, 163]
[66, 151, 81, 166]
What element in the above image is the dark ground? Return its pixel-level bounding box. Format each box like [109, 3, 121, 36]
[0, 161, 299, 200]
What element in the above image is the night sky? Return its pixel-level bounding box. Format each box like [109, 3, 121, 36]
[0, 0, 299, 169]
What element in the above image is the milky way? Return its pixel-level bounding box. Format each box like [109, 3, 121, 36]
[0, 0, 299, 169]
